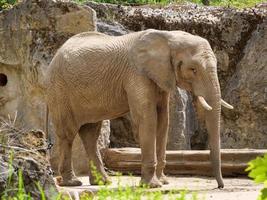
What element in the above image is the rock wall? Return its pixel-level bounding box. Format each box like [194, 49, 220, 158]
[0, 0, 110, 175]
[88, 2, 267, 149]
[0, 122, 57, 199]
[222, 20, 267, 148]
[0, 0, 96, 128]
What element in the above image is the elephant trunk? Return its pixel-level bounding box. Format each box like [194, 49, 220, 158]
[203, 70, 224, 188]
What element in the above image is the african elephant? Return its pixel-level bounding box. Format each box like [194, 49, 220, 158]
[44, 29, 233, 188]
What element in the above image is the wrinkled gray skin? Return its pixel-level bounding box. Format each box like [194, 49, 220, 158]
[44, 29, 232, 188]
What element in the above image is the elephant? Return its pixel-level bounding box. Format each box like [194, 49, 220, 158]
[44, 29, 233, 188]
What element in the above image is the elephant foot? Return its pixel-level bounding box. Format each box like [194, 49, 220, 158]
[216, 177, 224, 189]
[56, 176, 82, 186]
[141, 166, 162, 188]
[140, 176, 162, 188]
[156, 167, 169, 185]
[217, 182, 224, 189]
[158, 174, 169, 185]
[140, 175, 162, 188]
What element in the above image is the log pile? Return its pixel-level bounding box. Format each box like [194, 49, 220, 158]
[104, 148, 267, 176]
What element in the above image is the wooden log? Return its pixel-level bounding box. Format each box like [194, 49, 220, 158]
[103, 148, 267, 177]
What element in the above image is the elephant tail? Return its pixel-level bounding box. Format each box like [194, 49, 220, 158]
[45, 104, 53, 154]
[45, 104, 49, 139]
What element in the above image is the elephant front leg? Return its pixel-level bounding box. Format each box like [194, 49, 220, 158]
[156, 92, 170, 185]
[126, 78, 162, 188]
[57, 138, 82, 186]
[137, 106, 162, 188]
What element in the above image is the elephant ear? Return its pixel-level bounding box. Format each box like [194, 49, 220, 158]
[129, 30, 176, 92]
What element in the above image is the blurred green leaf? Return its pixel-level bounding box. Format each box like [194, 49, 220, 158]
[247, 154, 267, 200]
[261, 188, 267, 200]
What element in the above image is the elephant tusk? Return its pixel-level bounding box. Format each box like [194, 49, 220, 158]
[221, 99, 234, 109]
[198, 96, 212, 111]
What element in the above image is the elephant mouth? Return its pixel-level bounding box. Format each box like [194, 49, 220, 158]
[176, 79, 192, 92]
[175, 74, 233, 111]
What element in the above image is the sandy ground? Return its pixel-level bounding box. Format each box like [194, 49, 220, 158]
[57, 175, 262, 200]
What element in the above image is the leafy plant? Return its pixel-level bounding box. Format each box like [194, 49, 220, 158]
[246, 154, 267, 200]
[0, 0, 17, 10]
[1, 151, 48, 200]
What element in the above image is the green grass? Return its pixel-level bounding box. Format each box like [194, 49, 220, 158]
[1, 173, 202, 200]
[1, 158, 202, 200]
[78, 178, 203, 200]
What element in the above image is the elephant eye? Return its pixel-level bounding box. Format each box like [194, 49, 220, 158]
[190, 67, 197, 74]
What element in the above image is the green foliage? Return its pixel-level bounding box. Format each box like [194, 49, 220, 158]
[74, 0, 264, 8]
[0, 0, 17, 10]
[1, 159, 202, 199]
[7, 151, 14, 186]
[1, 169, 34, 200]
[81, 162, 203, 200]
[246, 154, 267, 200]
[191, 0, 262, 8]
[81, 185, 200, 200]
[192, 0, 264, 8]
[90, 161, 106, 186]
[1, 152, 44, 200]
[36, 182, 46, 200]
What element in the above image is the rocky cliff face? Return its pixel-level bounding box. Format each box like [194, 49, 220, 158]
[0, 0, 109, 175]
[0, 0, 96, 129]
[88, 2, 267, 149]
[222, 20, 267, 148]
[0, 121, 57, 199]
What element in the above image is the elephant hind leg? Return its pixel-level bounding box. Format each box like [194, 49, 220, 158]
[78, 122, 110, 185]
[55, 127, 82, 186]
[50, 103, 82, 186]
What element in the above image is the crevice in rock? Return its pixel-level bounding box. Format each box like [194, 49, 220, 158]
[0, 73, 8, 86]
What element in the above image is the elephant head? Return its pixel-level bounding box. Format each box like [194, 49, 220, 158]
[129, 29, 233, 188]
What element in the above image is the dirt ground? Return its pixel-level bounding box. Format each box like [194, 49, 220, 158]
[57, 175, 262, 200]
